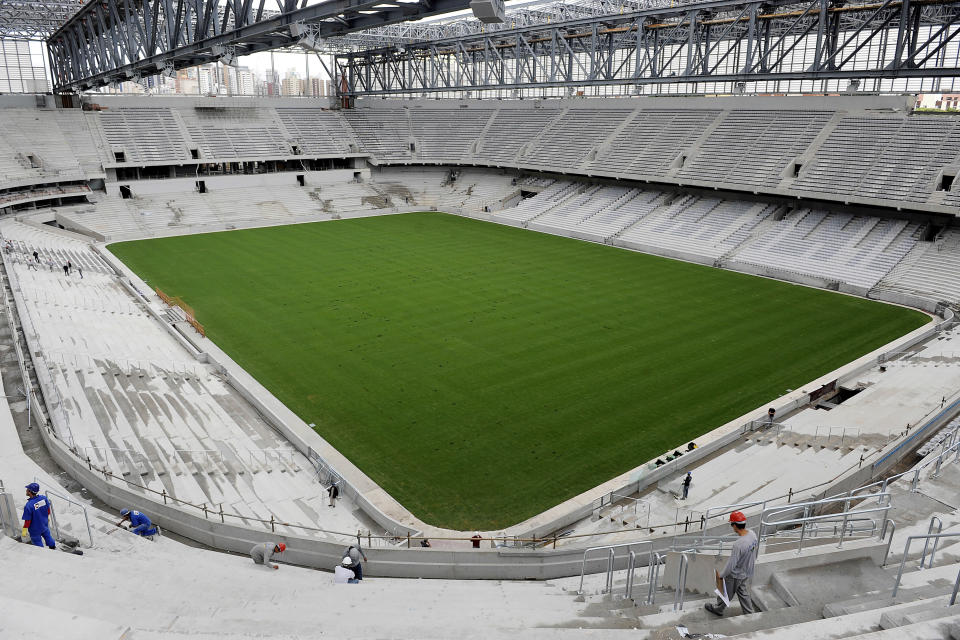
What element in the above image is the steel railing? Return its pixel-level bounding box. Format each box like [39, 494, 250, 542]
[892, 532, 960, 597]
[881, 519, 896, 566]
[44, 487, 94, 548]
[673, 553, 690, 611]
[813, 426, 861, 447]
[672, 534, 740, 554]
[952, 566, 960, 606]
[577, 540, 653, 596]
[920, 516, 944, 570]
[759, 492, 892, 554]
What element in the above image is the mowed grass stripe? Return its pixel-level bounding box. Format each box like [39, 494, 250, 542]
[109, 212, 927, 530]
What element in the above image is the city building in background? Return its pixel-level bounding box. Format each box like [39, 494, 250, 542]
[918, 93, 960, 110]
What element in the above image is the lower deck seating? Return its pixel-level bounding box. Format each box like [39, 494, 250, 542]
[728, 210, 920, 289]
[875, 229, 960, 303]
[1, 219, 361, 536]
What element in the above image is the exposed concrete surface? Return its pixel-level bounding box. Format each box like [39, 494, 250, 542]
[769, 558, 892, 609]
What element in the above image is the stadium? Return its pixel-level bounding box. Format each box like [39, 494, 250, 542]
[0, 0, 960, 637]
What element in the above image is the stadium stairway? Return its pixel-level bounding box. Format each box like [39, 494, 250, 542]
[549, 539, 960, 640]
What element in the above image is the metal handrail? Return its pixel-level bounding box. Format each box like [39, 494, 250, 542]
[577, 540, 653, 595]
[892, 532, 960, 597]
[831, 517, 878, 537]
[648, 552, 664, 605]
[873, 394, 960, 471]
[920, 516, 943, 569]
[703, 500, 767, 532]
[43, 488, 94, 547]
[759, 492, 892, 554]
[624, 550, 636, 600]
[876, 434, 960, 497]
[882, 519, 896, 566]
[673, 553, 690, 611]
[673, 534, 739, 553]
[952, 565, 960, 606]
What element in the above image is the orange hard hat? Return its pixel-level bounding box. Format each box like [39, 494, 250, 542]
[729, 511, 747, 523]
[277, 543, 287, 552]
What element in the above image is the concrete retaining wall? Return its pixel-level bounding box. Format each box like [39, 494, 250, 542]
[662, 540, 887, 594]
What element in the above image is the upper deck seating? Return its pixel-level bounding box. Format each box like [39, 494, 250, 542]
[98, 108, 192, 163]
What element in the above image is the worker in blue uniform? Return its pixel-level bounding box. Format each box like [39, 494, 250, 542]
[21, 482, 56, 549]
[117, 508, 158, 537]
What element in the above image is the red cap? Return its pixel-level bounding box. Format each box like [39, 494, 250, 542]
[277, 543, 287, 552]
[729, 511, 747, 523]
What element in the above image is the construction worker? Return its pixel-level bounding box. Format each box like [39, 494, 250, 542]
[21, 483, 55, 549]
[343, 544, 368, 580]
[117, 508, 158, 538]
[334, 556, 359, 584]
[250, 542, 286, 569]
[705, 511, 757, 617]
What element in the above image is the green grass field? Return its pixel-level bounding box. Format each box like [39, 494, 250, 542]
[108, 212, 927, 530]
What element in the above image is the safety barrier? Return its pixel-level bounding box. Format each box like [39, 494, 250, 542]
[577, 540, 653, 595]
[44, 487, 94, 548]
[155, 287, 205, 337]
[892, 532, 960, 597]
[759, 492, 892, 554]
[881, 519, 896, 566]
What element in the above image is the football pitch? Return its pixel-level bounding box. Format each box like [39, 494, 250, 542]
[108, 212, 928, 530]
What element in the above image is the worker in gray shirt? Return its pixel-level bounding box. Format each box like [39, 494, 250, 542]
[250, 542, 286, 570]
[705, 511, 757, 616]
[343, 544, 368, 580]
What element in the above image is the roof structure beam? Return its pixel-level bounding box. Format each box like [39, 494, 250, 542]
[46, 0, 476, 91]
[333, 0, 960, 96]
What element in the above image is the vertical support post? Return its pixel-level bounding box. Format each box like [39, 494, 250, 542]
[797, 505, 809, 554]
[605, 548, 615, 594]
[650, 553, 663, 604]
[882, 520, 895, 566]
[921, 516, 943, 569]
[49, 502, 61, 541]
[838, 495, 851, 548]
[674, 553, 689, 611]
[951, 566, 959, 606]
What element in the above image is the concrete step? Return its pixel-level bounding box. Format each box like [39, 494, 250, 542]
[734, 598, 958, 640]
[880, 602, 960, 629]
[133, 627, 647, 640]
[751, 582, 791, 612]
[897, 559, 960, 590]
[662, 604, 822, 639]
[951, 620, 960, 640]
[0, 595, 130, 639]
[771, 557, 892, 609]
[843, 613, 960, 639]
[823, 583, 952, 617]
